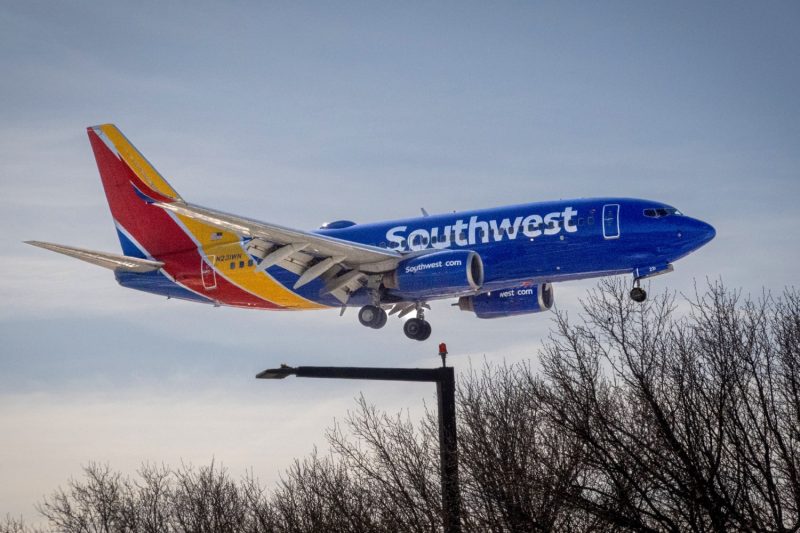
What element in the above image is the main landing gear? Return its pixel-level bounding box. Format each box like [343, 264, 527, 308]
[630, 279, 647, 303]
[358, 304, 388, 329]
[357, 301, 432, 341]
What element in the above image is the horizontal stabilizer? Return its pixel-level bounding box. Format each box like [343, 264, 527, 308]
[25, 241, 164, 273]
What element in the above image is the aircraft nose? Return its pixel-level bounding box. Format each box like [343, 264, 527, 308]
[683, 218, 716, 248]
[699, 220, 716, 244]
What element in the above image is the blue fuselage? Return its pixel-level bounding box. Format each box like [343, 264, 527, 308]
[315, 197, 715, 303]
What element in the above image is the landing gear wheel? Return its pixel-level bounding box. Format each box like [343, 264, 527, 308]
[630, 287, 647, 303]
[373, 308, 388, 329]
[403, 318, 432, 341]
[418, 321, 432, 341]
[359, 305, 387, 329]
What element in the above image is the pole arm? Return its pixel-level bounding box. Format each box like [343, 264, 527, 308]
[258, 366, 446, 383]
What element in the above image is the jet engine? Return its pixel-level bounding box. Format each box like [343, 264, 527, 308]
[383, 250, 484, 299]
[457, 283, 554, 318]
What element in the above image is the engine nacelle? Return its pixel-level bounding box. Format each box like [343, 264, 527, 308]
[458, 283, 554, 319]
[384, 250, 484, 299]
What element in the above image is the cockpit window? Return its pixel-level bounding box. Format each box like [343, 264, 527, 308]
[644, 207, 682, 218]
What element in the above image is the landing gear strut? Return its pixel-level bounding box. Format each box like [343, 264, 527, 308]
[630, 280, 647, 303]
[403, 304, 432, 341]
[358, 304, 388, 329]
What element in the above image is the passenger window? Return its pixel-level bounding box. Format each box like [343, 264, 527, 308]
[230, 262, 235, 269]
[588, 216, 595, 225]
[248, 260, 254, 267]
[578, 218, 585, 226]
[239, 261, 245, 268]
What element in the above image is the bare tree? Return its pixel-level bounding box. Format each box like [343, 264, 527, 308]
[272, 451, 383, 533]
[35, 462, 278, 533]
[537, 279, 800, 532]
[456, 362, 585, 532]
[326, 396, 442, 532]
[0, 515, 44, 533]
[37, 463, 130, 533]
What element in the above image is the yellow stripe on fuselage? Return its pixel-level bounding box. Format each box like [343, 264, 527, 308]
[99, 124, 182, 200]
[176, 215, 327, 310]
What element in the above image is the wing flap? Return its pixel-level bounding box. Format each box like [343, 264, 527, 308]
[25, 241, 164, 273]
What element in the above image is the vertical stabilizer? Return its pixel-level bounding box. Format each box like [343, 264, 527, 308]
[87, 124, 191, 258]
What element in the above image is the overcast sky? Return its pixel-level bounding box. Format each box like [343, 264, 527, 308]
[1, 1, 798, 522]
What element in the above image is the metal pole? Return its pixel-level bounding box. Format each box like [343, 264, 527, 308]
[437, 366, 461, 533]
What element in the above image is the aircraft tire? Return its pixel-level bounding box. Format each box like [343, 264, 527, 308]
[359, 305, 383, 328]
[417, 321, 432, 341]
[630, 287, 647, 302]
[372, 308, 388, 329]
[403, 318, 423, 340]
[404, 318, 431, 341]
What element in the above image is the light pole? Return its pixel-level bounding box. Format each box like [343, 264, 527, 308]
[257, 343, 462, 533]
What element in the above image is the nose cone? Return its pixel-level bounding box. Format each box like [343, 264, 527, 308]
[685, 218, 716, 249]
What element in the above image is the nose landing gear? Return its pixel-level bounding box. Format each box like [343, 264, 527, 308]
[630, 280, 647, 303]
[404, 317, 432, 341]
[403, 303, 432, 341]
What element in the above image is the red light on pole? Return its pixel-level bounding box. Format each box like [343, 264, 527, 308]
[439, 343, 448, 367]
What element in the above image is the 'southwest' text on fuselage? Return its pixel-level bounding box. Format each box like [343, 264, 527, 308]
[386, 207, 578, 251]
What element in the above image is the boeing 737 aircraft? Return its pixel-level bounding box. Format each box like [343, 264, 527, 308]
[27, 124, 716, 341]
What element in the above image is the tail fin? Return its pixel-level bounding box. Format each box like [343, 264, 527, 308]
[87, 124, 193, 258]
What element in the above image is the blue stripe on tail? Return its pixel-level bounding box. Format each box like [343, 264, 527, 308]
[116, 228, 148, 259]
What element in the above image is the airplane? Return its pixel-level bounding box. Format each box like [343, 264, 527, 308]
[27, 124, 716, 341]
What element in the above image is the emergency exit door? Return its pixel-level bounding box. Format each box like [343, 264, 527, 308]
[201, 255, 217, 290]
[603, 204, 620, 239]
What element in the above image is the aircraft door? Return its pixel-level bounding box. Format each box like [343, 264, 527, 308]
[602, 204, 620, 239]
[201, 255, 217, 290]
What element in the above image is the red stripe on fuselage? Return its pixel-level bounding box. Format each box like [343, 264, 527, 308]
[87, 128, 282, 309]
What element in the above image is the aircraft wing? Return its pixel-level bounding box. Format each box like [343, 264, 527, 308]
[25, 241, 164, 273]
[155, 201, 402, 276]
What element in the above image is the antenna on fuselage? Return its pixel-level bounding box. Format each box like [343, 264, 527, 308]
[420, 207, 430, 217]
